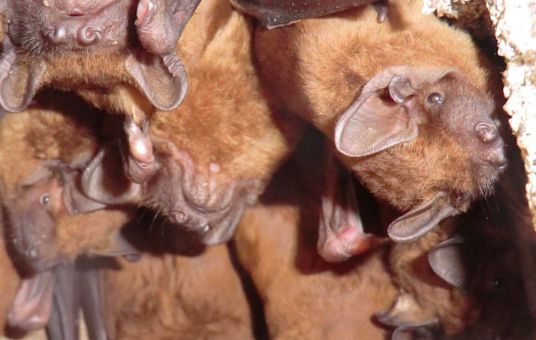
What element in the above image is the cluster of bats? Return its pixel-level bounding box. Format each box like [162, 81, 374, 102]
[0, 0, 534, 339]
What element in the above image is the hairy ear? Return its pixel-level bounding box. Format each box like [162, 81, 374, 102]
[7, 272, 55, 332]
[387, 192, 458, 243]
[81, 148, 141, 205]
[428, 236, 468, 288]
[334, 66, 453, 157]
[0, 38, 46, 112]
[125, 53, 188, 111]
[230, 0, 381, 28]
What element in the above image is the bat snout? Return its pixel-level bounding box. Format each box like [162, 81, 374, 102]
[45, 20, 102, 47]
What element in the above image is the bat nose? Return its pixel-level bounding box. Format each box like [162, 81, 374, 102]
[77, 26, 102, 45]
[45, 22, 102, 46]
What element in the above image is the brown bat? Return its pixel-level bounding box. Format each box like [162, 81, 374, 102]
[2, 167, 136, 338]
[0, 94, 138, 337]
[253, 0, 506, 252]
[0, 0, 201, 175]
[230, 0, 389, 28]
[233, 130, 397, 338]
[76, 0, 304, 244]
[98, 212, 256, 339]
[377, 205, 536, 339]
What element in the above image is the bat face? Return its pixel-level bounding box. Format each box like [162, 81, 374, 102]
[5, 0, 133, 56]
[334, 67, 506, 242]
[5, 173, 64, 272]
[0, 0, 201, 112]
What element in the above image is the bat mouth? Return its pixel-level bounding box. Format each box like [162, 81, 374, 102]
[149, 143, 262, 244]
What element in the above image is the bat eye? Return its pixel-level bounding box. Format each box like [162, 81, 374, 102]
[426, 92, 444, 106]
[40, 194, 50, 205]
[492, 277, 504, 291]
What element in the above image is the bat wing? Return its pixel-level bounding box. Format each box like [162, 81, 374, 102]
[230, 0, 382, 28]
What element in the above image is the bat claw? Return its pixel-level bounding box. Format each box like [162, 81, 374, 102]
[124, 119, 160, 183]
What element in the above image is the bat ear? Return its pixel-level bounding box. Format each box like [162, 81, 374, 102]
[376, 293, 439, 328]
[0, 38, 46, 112]
[125, 53, 188, 111]
[391, 323, 442, 340]
[7, 272, 55, 332]
[88, 230, 141, 262]
[334, 66, 453, 157]
[81, 148, 142, 206]
[387, 192, 458, 243]
[428, 236, 468, 288]
[59, 167, 107, 214]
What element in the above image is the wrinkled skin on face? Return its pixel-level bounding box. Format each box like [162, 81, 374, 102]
[76, 1, 303, 245]
[4, 170, 64, 273]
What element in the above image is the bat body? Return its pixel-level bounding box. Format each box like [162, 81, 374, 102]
[253, 0, 506, 248]
[79, 0, 304, 244]
[98, 213, 256, 339]
[233, 131, 397, 338]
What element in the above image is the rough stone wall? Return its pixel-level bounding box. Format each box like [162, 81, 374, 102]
[424, 0, 536, 233]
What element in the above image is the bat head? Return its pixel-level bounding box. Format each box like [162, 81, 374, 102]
[0, 0, 201, 112]
[334, 67, 506, 242]
[4, 163, 64, 272]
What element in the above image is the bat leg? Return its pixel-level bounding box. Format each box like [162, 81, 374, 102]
[79, 258, 108, 340]
[317, 151, 379, 263]
[123, 118, 160, 183]
[318, 223, 378, 263]
[46, 263, 80, 340]
[374, 0, 389, 23]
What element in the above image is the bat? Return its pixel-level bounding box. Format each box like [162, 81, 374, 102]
[0, 0, 201, 175]
[0, 93, 139, 337]
[377, 204, 535, 339]
[75, 0, 305, 245]
[253, 0, 507, 245]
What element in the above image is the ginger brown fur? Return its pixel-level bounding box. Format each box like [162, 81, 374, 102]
[253, 0, 503, 212]
[234, 133, 397, 338]
[100, 215, 255, 339]
[0, 93, 134, 261]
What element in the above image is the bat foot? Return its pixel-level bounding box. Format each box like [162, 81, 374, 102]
[124, 119, 159, 183]
[318, 226, 378, 263]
